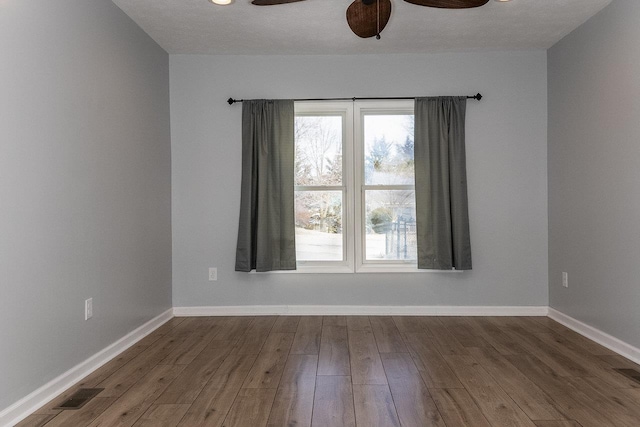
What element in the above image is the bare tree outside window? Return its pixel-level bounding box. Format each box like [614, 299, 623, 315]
[294, 116, 344, 261]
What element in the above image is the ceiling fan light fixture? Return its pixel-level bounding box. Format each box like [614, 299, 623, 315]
[209, 0, 234, 5]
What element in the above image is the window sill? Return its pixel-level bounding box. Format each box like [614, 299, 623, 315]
[355, 265, 462, 274]
[250, 265, 463, 274]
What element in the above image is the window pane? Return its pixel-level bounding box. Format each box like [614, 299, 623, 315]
[364, 114, 414, 185]
[365, 190, 416, 261]
[295, 116, 342, 186]
[295, 191, 343, 261]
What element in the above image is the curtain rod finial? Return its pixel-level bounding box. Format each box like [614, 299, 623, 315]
[227, 98, 235, 105]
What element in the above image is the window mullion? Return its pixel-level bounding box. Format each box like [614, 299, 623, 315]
[344, 102, 356, 272]
[353, 102, 365, 272]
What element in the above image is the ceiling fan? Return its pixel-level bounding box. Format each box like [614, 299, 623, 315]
[251, 0, 490, 39]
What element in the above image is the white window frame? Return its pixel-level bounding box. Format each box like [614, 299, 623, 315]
[294, 102, 355, 273]
[353, 100, 419, 273]
[290, 100, 454, 274]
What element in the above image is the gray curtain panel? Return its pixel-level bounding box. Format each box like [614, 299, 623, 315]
[414, 97, 472, 270]
[235, 100, 297, 272]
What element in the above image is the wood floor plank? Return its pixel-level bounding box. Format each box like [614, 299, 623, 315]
[566, 377, 640, 426]
[598, 354, 640, 371]
[534, 421, 583, 427]
[155, 346, 231, 404]
[347, 316, 372, 332]
[209, 352, 259, 389]
[132, 404, 190, 427]
[158, 319, 220, 365]
[177, 353, 257, 426]
[430, 388, 492, 427]
[392, 316, 430, 334]
[14, 414, 56, 427]
[353, 384, 401, 427]
[37, 322, 187, 415]
[502, 326, 590, 377]
[134, 317, 187, 348]
[558, 377, 640, 427]
[530, 316, 567, 331]
[222, 388, 277, 427]
[534, 332, 640, 389]
[463, 317, 530, 355]
[622, 388, 640, 401]
[88, 364, 185, 427]
[318, 325, 350, 376]
[267, 355, 317, 427]
[311, 376, 356, 427]
[490, 316, 552, 335]
[290, 316, 322, 355]
[44, 397, 116, 427]
[267, 380, 315, 427]
[369, 316, 407, 353]
[279, 354, 318, 384]
[506, 353, 620, 427]
[213, 316, 254, 342]
[531, 318, 617, 356]
[467, 347, 567, 420]
[348, 329, 387, 385]
[323, 316, 347, 327]
[402, 332, 463, 389]
[271, 316, 301, 333]
[165, 317, 212, 337]
[33, 342, 149, 415]
[242, 333, 294, 389]
[97, 329, 191, 398]
[444, 355, 537, 427]
[514, 317, 558, 335]
[437, 316, 492, 348]
[423, 318, 469, 356]
[232, 316, 277, 354]
[381, 353, 446, 427]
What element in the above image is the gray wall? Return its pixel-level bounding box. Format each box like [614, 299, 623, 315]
[0, 0, 172, 410]
[171, 52, 548, 308]
[548, 0, 640, 348]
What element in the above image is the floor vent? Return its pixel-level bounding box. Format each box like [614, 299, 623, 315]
[53, 388, 104, 410]
[614, 368, 640, 384]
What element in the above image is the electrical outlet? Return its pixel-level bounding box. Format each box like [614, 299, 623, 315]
[85, 298, 93, 320]
[562, 272, 568, 288]
[209, 267, 218, 281]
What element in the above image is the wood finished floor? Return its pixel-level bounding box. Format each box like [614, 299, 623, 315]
[17, 316, 640, 427]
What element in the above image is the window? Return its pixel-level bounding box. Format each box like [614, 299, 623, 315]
[294, 101, 417, 272]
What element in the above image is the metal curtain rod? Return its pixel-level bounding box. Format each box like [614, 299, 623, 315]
[227, 93, 482, 105]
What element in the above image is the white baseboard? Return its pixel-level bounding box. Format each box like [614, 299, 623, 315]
[0, 308, 174, 427]
[173, 305, 549, 317]
[547, 308, 640, 365]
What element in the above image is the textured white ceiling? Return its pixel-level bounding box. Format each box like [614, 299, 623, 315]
[111, 0, 611, 55]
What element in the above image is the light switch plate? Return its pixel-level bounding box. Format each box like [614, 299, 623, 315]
[85, 298, 93, 320]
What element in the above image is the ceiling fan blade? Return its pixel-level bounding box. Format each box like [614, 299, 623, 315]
[346, 0, 392, 39]
[252, 0, 306, 5]
[403, 0, 489, 8]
